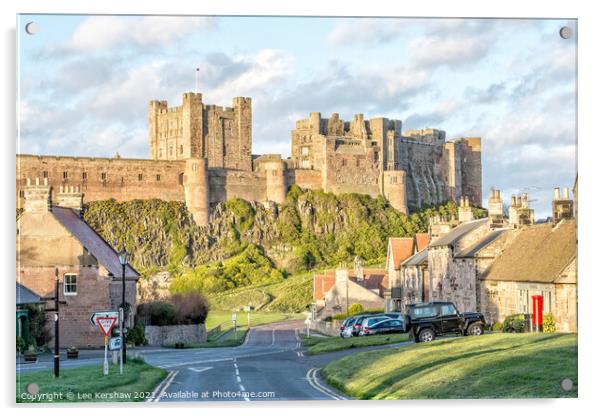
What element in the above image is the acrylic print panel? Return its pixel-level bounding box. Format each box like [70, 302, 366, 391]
[16, 14, 577, 403]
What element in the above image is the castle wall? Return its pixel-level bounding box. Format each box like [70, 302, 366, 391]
[208, 169, 267, 204]
[17, 155, 186, 208]
[286, 169, 322, 190]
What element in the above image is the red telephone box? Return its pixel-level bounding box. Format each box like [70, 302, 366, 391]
[531, 294, 543, 332]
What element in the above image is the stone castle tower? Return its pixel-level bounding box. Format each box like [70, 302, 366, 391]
[17, 91, 483, 227]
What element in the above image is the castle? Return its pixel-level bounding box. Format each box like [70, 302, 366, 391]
[16, 92, 483, 225]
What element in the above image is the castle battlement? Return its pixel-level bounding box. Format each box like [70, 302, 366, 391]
[17, 91, 483, 226]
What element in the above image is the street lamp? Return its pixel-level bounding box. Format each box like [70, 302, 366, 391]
[118, 246, 130, 365]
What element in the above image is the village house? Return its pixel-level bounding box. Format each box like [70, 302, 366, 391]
[313, 258, 389, 318]
[16, 178, 139, 348]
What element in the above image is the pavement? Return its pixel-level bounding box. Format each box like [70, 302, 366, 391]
[16, 320, 411, 402]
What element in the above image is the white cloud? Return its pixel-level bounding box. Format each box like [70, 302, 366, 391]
[64, 16, 215, 52]
[327, 20, 405, 46]
[408, 35, 491, 68]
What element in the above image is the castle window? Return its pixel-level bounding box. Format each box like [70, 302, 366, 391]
[159, 149, 163, 158]
[19, 190, 24, 198]
[178, 173, 184, 185]
[169, 146, 173, 157]
[138, 174, 143, 181]
[180, 145, 184, 155]
[82, 172, 88, 180]
[43, 171, 48, 178]
[356, 159, 360, 167]
[63, 273, 77, 296]
[101, 172, 107, 181]
[342, 159, 347, 167]
[300, 159, 310, 169]
[156, 174, 161, 182]
[301, 146, 309, 156]
[63, 171, 68, 180]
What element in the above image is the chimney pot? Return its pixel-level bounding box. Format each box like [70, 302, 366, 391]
[563, 187, 570, 199]
[554, 187, 561, 200]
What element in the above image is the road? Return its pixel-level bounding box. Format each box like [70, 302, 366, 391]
[17, 320, 409, 401]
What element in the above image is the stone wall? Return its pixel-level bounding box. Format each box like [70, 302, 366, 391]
[144, 323, 207, 346]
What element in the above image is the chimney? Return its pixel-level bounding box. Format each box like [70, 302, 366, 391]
[554, 187, 561, 200]
[552, 185, 574, 224]
[522, 193, 528, 208]
[56, 185, 84, 214]
[458, 196, 474, 223]
[563, 187, 570, 199]
[511, 195, 517, 207]
[22, 177, 51, 213]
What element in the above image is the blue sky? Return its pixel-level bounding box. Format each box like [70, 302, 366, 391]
[17, 15, 576, 217]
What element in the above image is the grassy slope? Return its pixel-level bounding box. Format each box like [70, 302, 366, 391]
[322, 333, 577, 399]
[16, 361, 167, 403]
[205, 312, 304, 331]
[302, 333, 409, 355]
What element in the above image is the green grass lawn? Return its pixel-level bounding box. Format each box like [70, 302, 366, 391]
[205, 311, 304, 331]
[16, 360, 167, 403]
[302, 333, 409, 355]
[322, 333, 578, 399]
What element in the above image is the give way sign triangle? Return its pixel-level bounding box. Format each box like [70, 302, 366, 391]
[96, 316, 117, 336]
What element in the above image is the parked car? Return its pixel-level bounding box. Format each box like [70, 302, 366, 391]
[339, 317, 357, 338]
[406, 301, 486, 343]
[361, 318, 406, 336]
[357, 315, 392, 336]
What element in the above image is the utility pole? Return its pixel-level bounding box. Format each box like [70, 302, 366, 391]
[41, 268, 66, 378]
[118, 247, 130, 365]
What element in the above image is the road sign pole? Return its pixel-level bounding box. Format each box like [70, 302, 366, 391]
[119, 307, 124, 375]
[103, 335, 109, 376]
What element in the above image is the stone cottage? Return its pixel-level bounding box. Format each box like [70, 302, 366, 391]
[16, 178, 139, 347]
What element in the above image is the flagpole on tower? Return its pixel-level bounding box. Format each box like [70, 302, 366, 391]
[195, 67, 199, 93]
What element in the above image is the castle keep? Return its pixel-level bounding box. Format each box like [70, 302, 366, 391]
[17, 92, 483, 225]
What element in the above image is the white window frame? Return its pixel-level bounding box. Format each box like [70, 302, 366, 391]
[63, 273, 77, 296]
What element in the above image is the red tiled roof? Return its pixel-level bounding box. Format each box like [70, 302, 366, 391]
[389, 238, 415, 270]
[415, 233, 429, 252]
[313, 275, 336, 300]
[51, 206, 139, 279]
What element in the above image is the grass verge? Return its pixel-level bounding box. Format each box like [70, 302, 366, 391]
[205, 312, 304, 331]
[322, 333, 577, 399]
[301, 333, 409, 355]
[16, 360, 167, 403]
[170, 329, 250, 348]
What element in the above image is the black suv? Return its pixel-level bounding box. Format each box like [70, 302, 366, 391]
[406, 301, 485, 343]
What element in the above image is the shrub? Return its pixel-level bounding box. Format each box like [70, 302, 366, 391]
[127, 323, 147, 346]
[138, 301, 177, 326]
[502, 314, 526, 333]
[491, 322, 504, 332]
[171, 291, 210, 324]
[26, 305, 51, 347]
[543, 313, 556, 333]
[348, 303, 365, 316]
[16, 337, 27, 354]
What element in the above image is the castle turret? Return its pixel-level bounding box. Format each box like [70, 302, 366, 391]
[309, 112, 322, 135]
[56, 185, 83, 214]
[383, 170, 408, 215]
[22, 177, 51, 213]
[458, 196, 474, 223]
[263, 158, 287, 204]
[184, 158, 209, 226]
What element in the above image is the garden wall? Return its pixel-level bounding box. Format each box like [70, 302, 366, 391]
[145, 323, 207, 346]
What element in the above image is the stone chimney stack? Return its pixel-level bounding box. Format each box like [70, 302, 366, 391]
[22, 177, 51, 213]
[458, 196, 474, 223]
[552, 185, 574, 224]
[488, 187, 504, 228]
[56, 185, 84, 214]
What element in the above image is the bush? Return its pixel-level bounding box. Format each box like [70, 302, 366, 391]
[491, 322, 504, 332]
[171, 291, 210, 324]
[127, 323, 147, 346]
[502, 314, 526, 333]
[348, 303, 365, 316]
[26, 305, 51, 347]
[138, 301, 177, 326]
[543, 313, 556, 333]
[16, 337, 27, 354]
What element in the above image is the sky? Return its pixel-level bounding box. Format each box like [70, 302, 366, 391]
[17, 15, 577, 217]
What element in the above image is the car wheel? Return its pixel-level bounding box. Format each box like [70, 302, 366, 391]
[467, 323, 483, 336]
[418, 328, 435, 343]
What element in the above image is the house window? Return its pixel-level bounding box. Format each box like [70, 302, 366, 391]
[82, 172, 88, 180]
[64, 274, 77, 296]
[543, 291, 552, 314]
[518, 289, 529, 313]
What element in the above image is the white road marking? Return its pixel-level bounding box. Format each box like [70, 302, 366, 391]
[305, 368, 347, 400]
[148, 370, 179, 402]
[239, 383, 250, 401]
[271, 328, 276, 346]
[187, 366, 212, 373]
[236, 375, 241, 383]
[297, 351, 304, 357]
[235, 368, 239, 375]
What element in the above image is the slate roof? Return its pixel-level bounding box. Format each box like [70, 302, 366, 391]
[401, 248, 428, 267]
[429, 218, 489, 247]
[456, 229, 509, 258]
[389, 238, 415, 270]
[481, 219, 576, 283]
[51, 206, 139, 278]
[16, 283, 42, 305]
